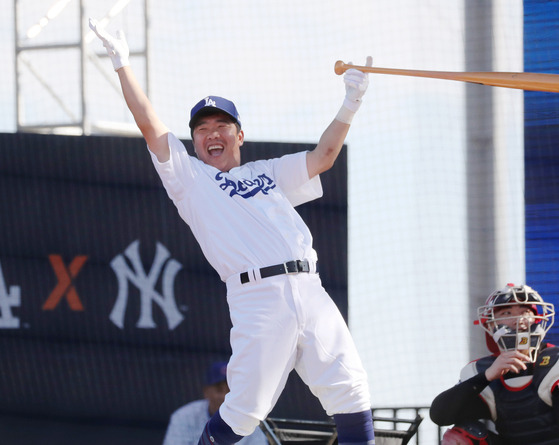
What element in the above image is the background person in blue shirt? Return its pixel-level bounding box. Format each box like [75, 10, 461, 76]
[164, 361, 269, 445]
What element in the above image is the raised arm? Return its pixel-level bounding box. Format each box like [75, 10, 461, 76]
[306, 56, 372, 178]
[89, 19, 170, 162]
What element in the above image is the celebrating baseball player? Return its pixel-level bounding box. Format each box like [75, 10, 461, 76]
[89, 18, 375, 445]
[430, 284, 559, 444]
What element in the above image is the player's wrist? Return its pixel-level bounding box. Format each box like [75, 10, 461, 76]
[343, 97, 362, 112]
[110, 55, 129, 71]
[335, 99, 360, 124]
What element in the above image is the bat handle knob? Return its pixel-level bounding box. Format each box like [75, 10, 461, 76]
[334, 60, 347, 75]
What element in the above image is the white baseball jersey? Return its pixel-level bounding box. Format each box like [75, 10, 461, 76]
[150, 133, 322, 282]
[150, 133, 371, 436]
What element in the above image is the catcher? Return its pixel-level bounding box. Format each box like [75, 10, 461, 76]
[430, 283, 559, 444]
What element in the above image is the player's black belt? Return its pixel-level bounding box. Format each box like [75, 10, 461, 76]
[240, 260, 315, 284]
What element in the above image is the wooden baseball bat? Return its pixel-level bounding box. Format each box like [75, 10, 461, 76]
[334, 60, 559, 93]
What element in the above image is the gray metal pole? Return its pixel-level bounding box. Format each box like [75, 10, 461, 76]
[14, 0, 21, 132]
[144, 0, 149, 98]
[465, 1, 497, 360]
[80, 0, 88, 134]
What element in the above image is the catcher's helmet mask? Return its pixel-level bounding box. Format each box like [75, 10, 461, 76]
[477, 283, 555, 362]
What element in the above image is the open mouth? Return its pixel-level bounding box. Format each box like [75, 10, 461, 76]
[208, 144, 224, 157]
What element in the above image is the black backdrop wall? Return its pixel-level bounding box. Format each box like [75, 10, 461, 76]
[0, 132, 348, 445]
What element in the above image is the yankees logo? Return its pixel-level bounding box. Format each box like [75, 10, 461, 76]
[110, 240, 184, 330]
[216, 172, 276, 198]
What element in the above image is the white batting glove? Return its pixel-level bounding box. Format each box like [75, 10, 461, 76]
[336, 56, 372, 124]
[89, 18, 130, 71]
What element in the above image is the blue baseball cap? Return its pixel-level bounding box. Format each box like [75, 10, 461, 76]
[205, 361, 227, 386]
[189, 96, 241, 129]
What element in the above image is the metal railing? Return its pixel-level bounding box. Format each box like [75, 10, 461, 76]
[260, 406, 445, 445]
[372, 407, 443, 445]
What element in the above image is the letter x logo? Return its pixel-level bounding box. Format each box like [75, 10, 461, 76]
[43, 255, 87, 311]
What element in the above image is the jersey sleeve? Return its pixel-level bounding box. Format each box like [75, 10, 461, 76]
[270, 151, 323, 207]
[149, 133, 197, 203]
[538, 348, 559, 406]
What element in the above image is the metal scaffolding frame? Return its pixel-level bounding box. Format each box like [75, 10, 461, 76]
[14, 0, 148, 135]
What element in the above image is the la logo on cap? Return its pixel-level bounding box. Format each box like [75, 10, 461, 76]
[204, 97, 217, 107]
